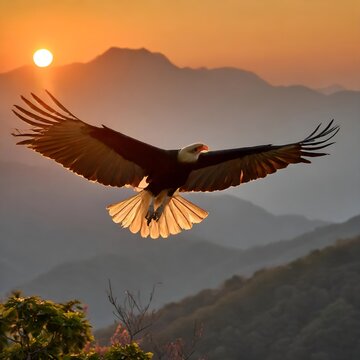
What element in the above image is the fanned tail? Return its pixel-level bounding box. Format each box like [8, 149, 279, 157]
[107, 191, 208, 239]
[107, 191, 151, 235]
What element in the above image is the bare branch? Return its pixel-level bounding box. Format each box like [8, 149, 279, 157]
[107, 279, 158, 342]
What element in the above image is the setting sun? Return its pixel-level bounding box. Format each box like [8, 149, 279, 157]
[33, 49, 53, 67]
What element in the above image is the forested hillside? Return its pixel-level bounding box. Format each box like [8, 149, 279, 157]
[98, 236, 360, 359]
[12, 216, 359, 328]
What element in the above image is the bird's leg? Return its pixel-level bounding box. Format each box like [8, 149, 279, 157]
[153, 195, 171, 222]
[145, 194, 171, 225]
[145, 198, 155, 226]
[145, 190, 172, 225]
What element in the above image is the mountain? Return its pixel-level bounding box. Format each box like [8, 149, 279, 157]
[191, 194, 327, 248]
[1, 47, 359, 221]
[12, 239, 237, 328]
[0, 160, 326, 289]
[12, 214, 360, 328]
[316, 84, 348, 95]
[98, 235, 360, 360]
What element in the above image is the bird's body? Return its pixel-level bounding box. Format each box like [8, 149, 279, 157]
[12, 91, 339, 238]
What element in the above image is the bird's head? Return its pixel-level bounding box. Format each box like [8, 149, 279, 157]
[178, 143, 209, 163]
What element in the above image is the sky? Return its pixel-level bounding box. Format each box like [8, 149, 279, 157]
[0, 0, 359, 89]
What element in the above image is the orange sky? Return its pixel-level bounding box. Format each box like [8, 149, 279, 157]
[1, 0, 359, 89]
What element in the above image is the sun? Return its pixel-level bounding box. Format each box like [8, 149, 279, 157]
[33, 49, 53, 67]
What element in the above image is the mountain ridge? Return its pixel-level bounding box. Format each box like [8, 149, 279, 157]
[0, 160, 327, 292]
[8, 212, 359, 328]
[134, 235, 360, 359]
[2, 46, 358, 221]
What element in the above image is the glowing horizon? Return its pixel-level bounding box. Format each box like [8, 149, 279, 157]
[0, 1, 359, 89]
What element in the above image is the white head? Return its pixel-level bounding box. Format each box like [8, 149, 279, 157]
[178, 143, 209, 163]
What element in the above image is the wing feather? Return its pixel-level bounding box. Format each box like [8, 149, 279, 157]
[181, 121, 339, 192]
[12, 92, 168, 188]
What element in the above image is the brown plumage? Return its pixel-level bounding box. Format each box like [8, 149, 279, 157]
[12, 91, 339, 238]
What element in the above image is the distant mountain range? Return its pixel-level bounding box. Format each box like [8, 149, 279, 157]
[0, 161, 325, 291]
[97, 235, 360, 360]
[1, 48, 359, 359]
[5, 182, 359, 328]
[1, 47, 359, 221]
[316, 84, 348, 95]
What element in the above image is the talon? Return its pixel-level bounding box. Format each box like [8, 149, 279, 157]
[154, 204, 165, 222]
[145, 211, 153, 226]
[144, 195, 169, 225]
[146, 210, 161, 225]
[146, 199, 155, 226]
[153, 211, 161, 222]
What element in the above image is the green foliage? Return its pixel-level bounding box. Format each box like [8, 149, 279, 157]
[67, 343, 152, 360]
[0, 292, 93, 359]
[0, 292, 154, 360]
[66, 352, 101, 360]
[103, 343, 153, 360]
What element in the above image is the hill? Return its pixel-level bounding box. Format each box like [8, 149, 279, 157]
[191, 193, 327, 248]
[98, 236, 360, 360]
[0, 160, 325, 292]
[1, 47, 359, 221]
[12, 215, 360, 328]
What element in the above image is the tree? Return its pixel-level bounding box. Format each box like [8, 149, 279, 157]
[67, 342, 153, 360]
[0, 291, 154, 359]
[0, 291, 93, 359]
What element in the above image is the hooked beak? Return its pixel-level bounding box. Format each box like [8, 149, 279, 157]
[198, 144, 209, 152]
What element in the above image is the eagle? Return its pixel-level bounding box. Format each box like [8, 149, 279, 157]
[12, 91, 339, 239]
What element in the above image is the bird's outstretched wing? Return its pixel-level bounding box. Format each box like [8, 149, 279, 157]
[12, 91, 168, 188]
[181, 121, 339, 192]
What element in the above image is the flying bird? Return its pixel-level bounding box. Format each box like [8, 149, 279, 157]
[12, 91, 339, 239]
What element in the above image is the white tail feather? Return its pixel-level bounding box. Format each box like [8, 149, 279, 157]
[107, 191, 208, 239]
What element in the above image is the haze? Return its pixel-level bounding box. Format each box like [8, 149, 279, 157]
[1, 0, 359, 89]
[1, 47, 359, 222]
[1, 3, 360, 353]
